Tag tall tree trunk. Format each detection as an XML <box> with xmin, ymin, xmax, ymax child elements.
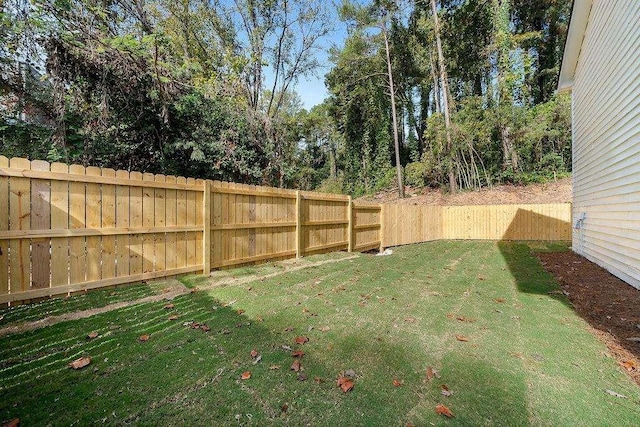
<box><xmin>430</xmin><ymin>51</ymin><xmax>441</xmax><ymax>114</ymax></box>
<box><xmin>431</xmin><ymin>0</ymin><xmax>456</xmax><ymax>193</ymax></box>
<box><xmin>382</xmin><ymin>19</ymin><xmax>405</xmax><ymax>199</ymax></box>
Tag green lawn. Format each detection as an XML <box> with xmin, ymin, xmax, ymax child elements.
<box><xmin>1</xmin><ymin>241</ymin><xmax>638</xmax><ymax>426</ymax></box>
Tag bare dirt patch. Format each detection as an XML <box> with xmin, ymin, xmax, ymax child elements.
<box><xmin>537</xmin><ymin>251</ymin><xmax>640</xmax><ymax>386</ymax></box>
<box><xmin>358</xmin><ymin>177</ymin><xmax>571</xmax><ymax>205</ymax></box>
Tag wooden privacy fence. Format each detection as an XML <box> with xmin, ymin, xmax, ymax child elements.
<box><xmin>0</xmin><ymin>157</ymin><xmax>571</xmax><ymax>304</ymax></box>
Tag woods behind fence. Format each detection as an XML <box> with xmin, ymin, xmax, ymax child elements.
<box><xmin>0</xmin><ymin>157</ymin><xmax>571</xmax><ymax>304</ymax></box>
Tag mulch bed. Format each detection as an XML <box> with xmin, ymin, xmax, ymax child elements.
<box><xmin>537</xmin><ymin>251</ymin><xmax>640</xmax><ymax>386</ymax></box>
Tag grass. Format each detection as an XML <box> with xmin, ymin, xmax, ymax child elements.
<box><xmin>1</xmin><ymin>241</ymin><xmax>639</xmax><ymax>426</ymax></box>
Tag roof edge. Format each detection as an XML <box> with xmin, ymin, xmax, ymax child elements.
<box><xmin>558</xmin><ymin>0</ymin><xmax>594</xmax><ymax>93</ymax></box>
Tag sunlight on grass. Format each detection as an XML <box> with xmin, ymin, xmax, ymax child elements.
<box><xmin>1</xmin><ymin>242</ymin><xmax>638</xmax><ymax>425</ymax></box>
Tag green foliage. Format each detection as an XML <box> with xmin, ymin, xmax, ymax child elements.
<box><xmin>404</xmin><ymin>161</ymin><xmax>428</xmax><ymax>188</ymax></box>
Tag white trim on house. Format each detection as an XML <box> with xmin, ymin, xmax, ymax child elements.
<box><xmin>558</xmin><ymin>0</ymin><xmax>594</xmax><ymax>92</ymax></box>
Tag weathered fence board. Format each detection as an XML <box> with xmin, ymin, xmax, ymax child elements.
<box><xmin>0</xmin><ymin>156</ymin><xmax>571</xmax><ymax>304</ymax></box>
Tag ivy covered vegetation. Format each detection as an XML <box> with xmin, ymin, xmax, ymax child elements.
<box><xmin>1</xmin><ymin>0</ymin><xmax>571</xmax><ymax>195</ymax></box>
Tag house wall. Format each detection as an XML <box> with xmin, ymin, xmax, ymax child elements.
<box><xmin>572</xmin><ymin>1</ymin><xmax>640</xmax><ymax>288</ymax></box>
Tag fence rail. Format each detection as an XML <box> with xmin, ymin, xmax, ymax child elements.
<box><xmin>0</xmin><ymin>156</ymin><xmax>571</xmax><ymax>304</ymax></box>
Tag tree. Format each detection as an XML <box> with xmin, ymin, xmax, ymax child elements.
<box><xmin>338</xmin><ymin>0</ymin><xmax>405</xmax><ymax>198</ymax></box>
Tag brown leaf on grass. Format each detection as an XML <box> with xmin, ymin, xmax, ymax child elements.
<box><xmin>250</xmin><ymin>349</ymin><xmax>259</xmax><ymax>358</ymax></box>
<box><xmin>284</xmin><ymin>326</ymin><xmax>294</xmax><ymax>332</ymax></box>
<box><xmin>455</xmin><ymin>335</ymin><xmax>469</xmax><ymax>342</ymax></box>
<box><xmin>201</xmin><ymin>324</ymin><xmax>211</xmax><ymax>332</ymax></box>
<box><xmin>291</xmin><ymin>350</ymin><xmax>305</xmax><ymax>358</ymax></box>
<box><xmin>2</xmin><ymin>418</ymin><xmax>20</xmax><ymax>427</ymax></box>
<box><xmin>168</xmin><ymin>314</ymin><xmax>179</xmax><ymax>321</ymax></box>
<box><xmin>190</xmin><ymin>287</ymin><xmax>199</xmax><ymax>293</ymax></box>
<box><xmin>337</xmin><ymin>376</ymin><xmax>354</xmax><ymax>393</ymax></box>
<box><xmin>314</xmin><ymin>377</ymin><xmax>324</xmax><ymax>384</ymax></box>
<box><xmin>138</xmin><ymin>334</ymin><xmax>150</xmax><ymax>342</ymax></box>
<box><xmin>240</xmin><ymin>371</ymin><xmax>251</xmax><ymax>380</ymax></box>
<box><xmin>87</xmin><ymin>331</ymin><xmax>99</xmax><ymax>340</ymax></box>
<box><xmin>508</xmin><ymin>352</ymin><xmax>524</xmax><ymax>359</ymax></box>
<box><xmin>191</xmin><ymin>323</ymin><xmax>201</xmax><ymax>329</ymax></box>
<box><xmin>621</xmin><ymin>360</ymin><xmax>637</xmax><ymax>372</ymax></box>
<box><xmin>291</xmin><ymin>359</ymin><xmax>301</xmax><ymax>372</ymax></box>
<box><xmin>269</xmin><ymin>365</ymin><xmax>281</xmax><ymax>370</ymax></box>
<box><xmin>297</xmin><ymin>373</ymin><xmax>308</xmax><ymax>381</ymax></box>
<box><xmin>456</xmin><ymin>315</ymin><xmax>475</xmax><ymax>322</ymax></box>
<box><xmin>302</xmin><ymin>307</ymin><xmax>309</xmax><ymax>313</ymax></box>
<box><xmin>404</xmin><ymin>317</ymin><xmax>417</xmax><ymax>324</ymax></box>
<box><xmin>441</xmin><ymin>384</ymin><xmax>453</xmax><ymax>397</ymax></box>
<box><xmin>392</xmin><ymin>378</ymin><xmax>403</xmax><ymax>387</ymax></box>
<box><xmin>257</xmin><ymin>316</ymin><xmax>264</xmax><ymax>322</ymax></box>
<box><xmin>280</xmin><ymin>404</ymin><xmax>288</xmax><ymax>413</ymax></box>
<box><xmin>319</xmin><ymin>326</ymin><xmax>331</xmax><ymax>332</ymax></box>
<box><xmin>69</xmin><ymin>357</ymin><xmax>91</xmax><ymax>370</ymax></box>
<box><xmin>163</xmin><ymin>303</ymin><xmax>175</xmax><ymax>310</ymax></box>
<box><xmin>237</xmin><ymin>309</ymin><xmax>245</xmax><ymax>315</ymax></box>
<box><xmin>426</xmin><ymin>367</ymin><xmax>435</xmax><ymax>381</ymax></box>
<box><xmin>435</xmin><ymin>403</ymin><xmax>454</xmax><ymax>418</ymax></box>
<box><xmin>446</xmin><ymin>313</ymin><xmax>455</xmax><ymax>319</ymax></box>
<box><xmin>294</xmin><ymin>336</ymin><xmax>309</xmax><ymax>345</ymax></box>
<box><xmin>495</xmin><ymin>298</ymin><xmax>505</xmax><ymax>303</ymax></box>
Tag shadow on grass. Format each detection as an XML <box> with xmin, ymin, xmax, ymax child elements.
<box><xmin>497</xmin><ymin>209</ymin><xmax>573</xmax><ymax>308</ymax></box>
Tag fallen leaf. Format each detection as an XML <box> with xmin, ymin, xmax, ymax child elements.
<box><xmin>495</xmin><ymin>298</ymin><xmax>505</xmax><ymax>303</ymax></box>
<box><xmin>201</xmin><ymin>324</ymin><xmax>211</xmax><ymax>332</ymax></box>
<box><xmin>163</xmin><ymin>303</ymin><xmax>175</xmax><ymax>309</ymax></box>
<box><xmin>1</xmin><ymin>418</ymin><xmax>19</xmax><ymax>427</ymax></box>
<box><xmin>294</xmin><ymin>336</ymin><xmax>309</xmax><ymax>345</ymax></box>
<box><xmin>319</xmin><ymin>326</ymin><xmax>331</xmax><ymax>332</ymax></box>
<box><xmin>190</xmin><ymin>287</ymin><xmax>199</xmax><ymax>293</ymax></box>
<box><xmin>240</xmin><ymin>371</ymin><xmax>251</xmax><ymax>380</ymax></box>
<box><xmin>302</xmin><ymin>307</ymin><xmax>309</xmax><ymax>313</ymax></box>
<box><xmin>87</xmin><ymin>331</ymin><xmax>99</xmax><ymax>340</ymax></box>
<box><xmin>455</xmin><ymin>335</ymin><xmax>469</xmax><ymax>342</ymax></box>
<box><xmin>250</xmin><ymin>349</ymin><xmax>259</xmax><ymax>358</ymax></box>
<box><xmin>191</xmin><ymin>323</ymin><xmax>201</xmax><ymax>329</ymax></box>
<box><xmin>343</xmin><ymin>369</ymin><xmax>356</xmax><ymax>378</ymax></box>
<box><xmin>446</xmin><ymin>313</ymin><xmax>455</xmax><ymax>319</ymax></box>
<box><xmin>237</xmin><ymin>309</ymin><xmax>245</xmax><ymax>315</ymax></box>
<box><xmin>269</xmin><ymin>365</ymin><xmax>281</xmax><ymax>370</ymax></box>
<box><xmin>138</xmin><ymin>334</ymin><xmax>150</xmax><ymax>342</ymax></box>
<box><xmin>337</xmin><ymin>376</ymin><xmax>354</xmax><ymax>393</ymax></box>
<box><xmin>69</xmin><ymin>357</ymin><xmax>91</xmax><ymax>370</ymax></box>
<box><xmin>605</xmin><ymin>389</ymin><xmax>627</xmax><ymax>398</ymax></box>
<box><xmin>284</xmin><ymin>327</ymin><xmax>294</xmax><ymax>332</ymax></box>
<box><xmin>291</xmin><ymin>359</ymin><xmax>301</xmax><ymax>372</ymax></box>
<box><xmin>257</xmin><ymin>316</ymin><xmax>263</xmax><ymax>322</ymax></box>
<box><xmin>314</xmin><ymin>377</ymin><xmax>324</xmax><ymax>384</ymax></box>
<box><xmin>441</xmin><ymin>384</ymin><xmax>453</xmax><ymax>397</ymax></box>
<box><xmin>297</xmin><ymin>373</ymin><xmax>308</xmax><ymax>381</ymax></box>
<box><xmin>426</xmin><ymin>366</ymin><xmax>435</xmax><ymax>381</ymax></box>
<box><xmin>621</xmin><ymin>360</ymin><xmax>637</xmax><ymax>372</ymax></box>
<box><xmin>252</xmin><ymin>355</ymin><xmax>262</xmax><ymax>364</ymax></box>
<box><xmin>509</xmin><ymin>352</ymin><xmax>524</xmax><ymax>359</ymax></box>
<box><xmin>392</xmin><ymin>378</ymin><xmax>402</xmax><ymax>387</ymax></box>
<box><xmin>280</xmin><ymin>404</ymin><xmax>288</xmax><ymax>413</ymax></box>
<box><xmin>168</xmin><ymin>314</ymin><xmax>179</xmax><ymax>321</ymax></box>
<box><xmin>291</xmin><ymin>350</ymin><xmax>305</xmax><ymax>358</ymax></box>
<box><xmin>404</xmin><ymin>317</ymin><xmax>417</xmax><ymax>323</ymax></box>
<box><xmin>435</xmin><ymin>403</ymin><xmax>454</xmax><ymax>418</ymax></box>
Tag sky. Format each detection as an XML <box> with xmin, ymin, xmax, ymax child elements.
<box><xmin>281</xmin><ymin>8</ymin><xmax>349</xmax><ymax>111</ymax></box>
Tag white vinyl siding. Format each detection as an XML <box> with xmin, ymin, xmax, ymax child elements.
<box><xmin>572</xmin><ymin>0</ymin><xmax>640</xmax><ymax>289</ymax></box>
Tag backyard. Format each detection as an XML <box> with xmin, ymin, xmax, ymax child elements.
<box><xmin>1</xmin><ymin>241</ymin><xmax>639</xmax><ymax>425</ymax></box>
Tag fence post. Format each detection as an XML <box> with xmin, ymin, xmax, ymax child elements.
<box><xmin>347</xmin><ymin>196</ymin><xmax>353</xmax><ymax>252</ymax></box>
<box><xmin>203</xmin><ymin>180</ymin><xmax>211</xmax><ymax>274</ymax></box>
<box><xmin>379</xmin><ymin>204</ymin><xmax>384</xmax><ymax>252</ymax></box>
<box><xmin>296</xmin><ymin>191</ymin><xmax>303</xmax><ymax>258</ymax></box>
